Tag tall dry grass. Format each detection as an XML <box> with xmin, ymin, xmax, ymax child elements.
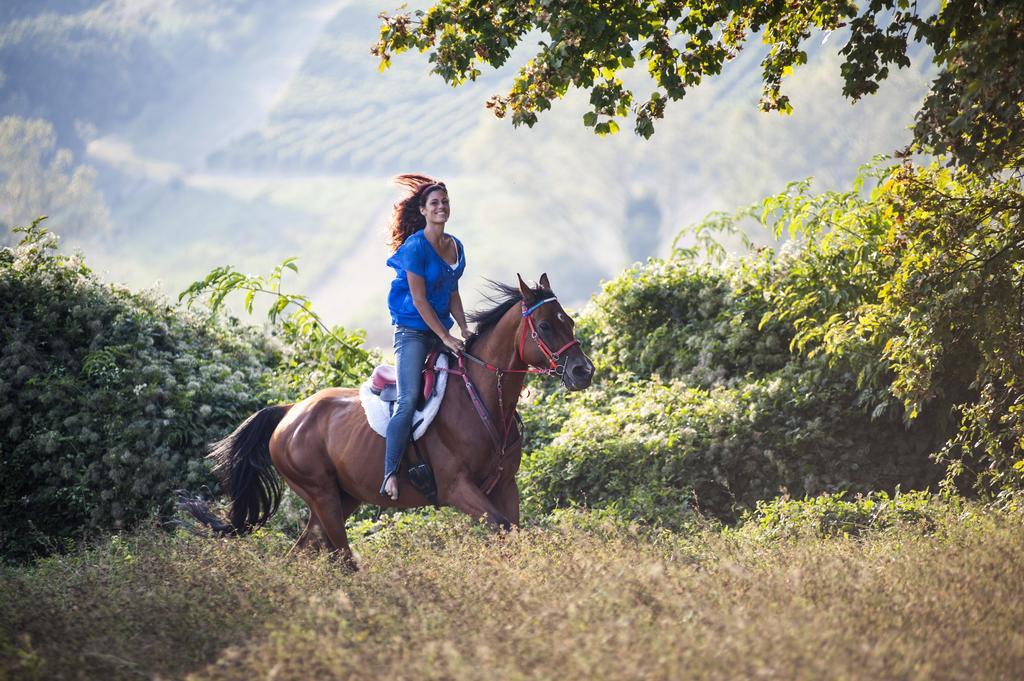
<box><xmin>2</xmin><ymin>506</ymin><xmax>1023</xmax><ymax>680</ymax></box>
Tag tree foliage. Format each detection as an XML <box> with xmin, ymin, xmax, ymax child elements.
<box><xmin>374</xmin><ymin>0</ymin><xmax>1024</xmax><ymax>169</ymax></box>
<box><xmin>751</xmin><ymin>161</ymin><xmax>1024</xmax><ymax>501</ymax></box>
<box><xmin>520</xmin><ymin>157</ymin><xmax>1023</xmax><ymax>523</ymax></box>
<box><xmin>0</xmin><ymin>117</ymin><xmax>109</xmax><ymax>242</ymax></box>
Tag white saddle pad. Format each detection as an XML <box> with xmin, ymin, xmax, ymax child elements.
<box><xmin>359</xmin><ymin>353</ymin><xmax>449</xmax><ymax>440</ymax></box>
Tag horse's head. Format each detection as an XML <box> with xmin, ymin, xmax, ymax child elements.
<box><xmin>517</xmin><ymin>273</ymin><xmax>595</xmax><ymax>391</ymax></box>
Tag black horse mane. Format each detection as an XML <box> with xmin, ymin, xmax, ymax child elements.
<box><xmin>465</xmin><ymin>279</ymin><xmax>548</xmax><ymax>352</ymax></box>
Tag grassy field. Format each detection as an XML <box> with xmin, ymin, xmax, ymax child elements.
<box><xmin>2</xmin><ymin>504</ymin><xmax>1023</xmax><ymax>680</ymax></box>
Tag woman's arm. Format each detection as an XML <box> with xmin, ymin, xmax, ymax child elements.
<box><xmin>408</xmin><ymin>271</ymin><xmax>464</xmax><ymax>352</ymax></box>
<box><xmin>449</xmin><ymin>290</ymin><xmax>471</xmax><ymax>339</ymax></box>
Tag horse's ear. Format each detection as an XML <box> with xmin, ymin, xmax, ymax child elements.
<box><xmin>539</xmin><ymin>273</ymin><xmax>551</xmax><ymax>290</ymax></box>
<box><xmin>517</xmin><ymin>273</ymin><xmax>534</xmax><ymax>302</ymax></box>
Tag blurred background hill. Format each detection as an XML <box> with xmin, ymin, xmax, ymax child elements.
<box><xmin>0</xmin><ymin>0</ymin><xmax>935</xmax><ymax>345</ymax></box>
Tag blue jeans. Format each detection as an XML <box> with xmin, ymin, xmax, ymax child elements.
<box><xmin>381</xmin><ymin>325</ymin><xmax>438</xmax><ymax>493</ymax></box>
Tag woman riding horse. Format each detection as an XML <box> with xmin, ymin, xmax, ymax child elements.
<box><xmin>381</xmin><ymin>174</ymin><xmax>471</xmax><ymax>501</ymax></box>
<box><xmin>184</xmin><ymin>180</ymin><xmax>595</xmax><ymax>568</ymax></box>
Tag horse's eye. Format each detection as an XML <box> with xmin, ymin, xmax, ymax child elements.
<box><xmin>539</xmin><ymin>320</ymin><xmax>552</xmax><ymax>333</ymax></box>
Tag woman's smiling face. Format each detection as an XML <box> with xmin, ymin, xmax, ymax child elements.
<box><xmin>420</xmin><ymin>188</ymin><xmax>450</xmax><ymax>226</ymax></box>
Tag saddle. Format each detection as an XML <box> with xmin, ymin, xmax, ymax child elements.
<box><xmin>359</xmin><ymin>351</ymin><xmax>448</xmax><ymax>441</ymax></box>
<box><xmin>369</xmin><ymin>348</ymin><xmax>442</xmax><ymax>412</ymax></box>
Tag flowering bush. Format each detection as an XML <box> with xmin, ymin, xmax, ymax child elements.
<box><xmin>0</xmin><ymin>221</ymin><xmax>282</xmax><ymax>560</ymax></box>
<box><xmin>577</xmin><ymin>258</ymin><xmax>793</xmax><ymax>388</ymax></box>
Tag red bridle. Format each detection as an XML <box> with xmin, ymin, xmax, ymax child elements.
<box><xmin>459</xmin><ymin>295</ymin><xmax>581</xmax><ymax>377</ymax></box>
<box><xmin>517</xmin><ymin>296</ymin><xmax>580</xmax><ymax>375</ymax></box>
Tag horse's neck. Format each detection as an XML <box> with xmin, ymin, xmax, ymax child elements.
<box><xmin>468</xmin><ymin>307</ymin><xmax>528</xmax><ymax>421</ymax></box>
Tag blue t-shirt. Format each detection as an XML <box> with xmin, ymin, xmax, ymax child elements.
<box><xmin>386</xmin><ymin>231</ymin><xmax>466</xmax><ymax>331</ymax></box>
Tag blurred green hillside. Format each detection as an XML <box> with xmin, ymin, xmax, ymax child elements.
<box><xmin>0</xmin><ymin>1</ymin><xmax>936</xmax><ymax>346</ymax></box>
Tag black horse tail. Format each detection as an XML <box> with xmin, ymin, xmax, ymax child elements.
<box><xmin>181</xmin><ymin>404</ymin><xmax>292</xmax><ymax>536</ymax></box>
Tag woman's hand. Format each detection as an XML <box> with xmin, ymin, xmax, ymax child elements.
<box><xmin>442</xmin><ymin>333</ymin><xmax>464</xmax><ymax>354</ymax></box>
<box><xmin>458</xmin><ymin>323</ymin><xmax>472</xmax><ymax>340</ymax></box>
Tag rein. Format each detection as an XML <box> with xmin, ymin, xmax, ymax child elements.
<box><xmin>445</xmin><ymin>296</ymin><xmax>579</xmax><ymax>493</ymax></box>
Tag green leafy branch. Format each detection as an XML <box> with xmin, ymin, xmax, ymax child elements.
<box><xmin>670</xmin><ymin>209</ymin><xmax>755</xmax><ymax>266</ymax></box>
<box><xmin>178</xmin><ymin>258</ymin><xmax>372</xmax><ymax>392</ymax></box>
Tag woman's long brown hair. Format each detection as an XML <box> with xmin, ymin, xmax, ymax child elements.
<box><xmin>388</xmin><ymin>173</ymin><xmax>447</xmax><ymax>252</ymax></box>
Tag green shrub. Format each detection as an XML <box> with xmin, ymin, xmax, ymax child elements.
<box><xmin>0</xmin><ymin>222</ymin><xmax>282</xmax><ymax>561</ymax></box>
<box><xmin>178</xmin><ymin>257</ymin><xmax>375</xmax><ymax>401</ymax></box>
<box><xmin>518</xmin><ymin>229</ymin><xmax>947</xmax><ymax>526</ymax></box>
<box><xmin>740</xmin><ymin>490</ymin><xmax>946</xmax><ymax>540</ymax></box>
<box><xmin>519</xmin><ymin>253</ymin><xmax>800</xmax><ymax>471</ymax></box>
<box><xmin>580</xmin><ymin>257</ymin><xmax>793</xmax><ymax>387</ymax></box>
<box><xmin>520</xmin><ymin>362</ymin><xmax>942</xmax><ymax>525</ymax></box>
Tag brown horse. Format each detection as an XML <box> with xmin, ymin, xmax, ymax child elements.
<box><xmin>185</xmin><ymin>274</ymin><xmax>594</xmax><ymax>566</ymax></box>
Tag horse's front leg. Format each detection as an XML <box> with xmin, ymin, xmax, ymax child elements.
<box><xmin>443</xmin><ymin>472</ymin><xmax>511</xmax><ymax>530</ymax></box>
<box><xmin>487</xmin><ymin>468</ymin><xmax>521</xmax><ymax>527</ymax></box>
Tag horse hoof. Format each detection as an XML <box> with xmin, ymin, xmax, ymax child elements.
<box><xmin>330</xmin><ymin>550</ymin><xmax>360</xmax><ymax>572</ymax></box>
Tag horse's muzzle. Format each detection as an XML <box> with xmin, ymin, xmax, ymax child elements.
<box><xmin>562</xmin><ymin>352</ymin><xmax>595</xmax><ymax>390</ymax></box>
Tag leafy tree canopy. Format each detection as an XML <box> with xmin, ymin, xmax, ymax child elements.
<box><xmin>375</xmin><ymin>0</ymin><xmax>1024</xmax><ymax>170</ymax></box>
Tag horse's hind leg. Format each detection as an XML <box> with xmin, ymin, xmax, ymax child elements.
<box><xmin>290</xmin><ymin>513</ymin><xmax>335</xmax><ymax>555</ymax></box>
<box><xmin>279</xmin><ymin>474</ymin><xmax>335</xmax><ymax>555</ymax></box>
<box><xmin>282</xmin><ymin>476</ymin><xmax>360</xmax><ymax>565</ymax></box>
<box><xmin>305</xmin><ymin>485</ymin><xmax>361</xmax><ymax>569</ymax></box>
